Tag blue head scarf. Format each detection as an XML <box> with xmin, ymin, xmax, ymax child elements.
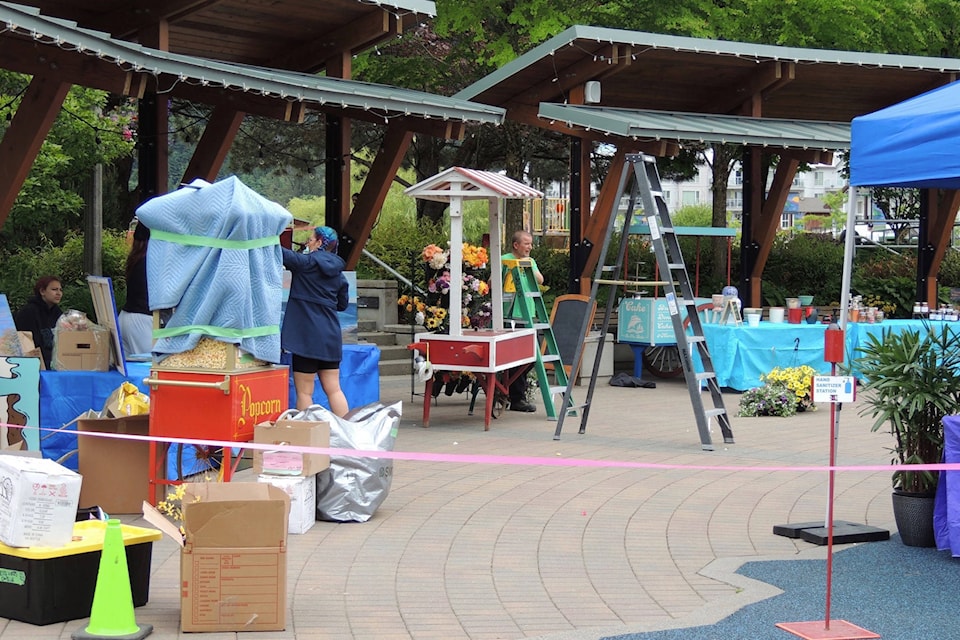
<box><xmin>314</xmin><ymin>226</ymin><xmax>339</xmax><ymax>252</ymax></box>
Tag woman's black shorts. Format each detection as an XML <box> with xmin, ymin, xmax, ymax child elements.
<box><xmin>291</xmin><ymin>354</ymin><xmax>339</xmax><ymax>373</ymax></box>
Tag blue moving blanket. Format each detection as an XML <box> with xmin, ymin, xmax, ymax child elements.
<box><xmin>136</xmin><ymin>177</ymin><xmax>293</xmax><ymax>363</ymax></box>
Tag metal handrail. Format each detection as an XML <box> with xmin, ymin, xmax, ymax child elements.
<box><xmin>361</xmin><ymin>248</ymin><xmax>425</xmax><ymax>295</ymax></box>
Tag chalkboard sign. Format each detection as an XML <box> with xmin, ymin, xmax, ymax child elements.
<box><xmin>549</xmin><ymin>294</ymin><xmax>596</xmax><ymax>375</ymax></box>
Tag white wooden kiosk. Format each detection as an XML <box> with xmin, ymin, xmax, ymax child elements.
<box><xmin>404</xmin><ymin>168</ymin><xmax>543</xmax><ymax>429</ymax></box>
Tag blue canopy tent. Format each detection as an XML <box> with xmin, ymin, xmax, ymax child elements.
<box><xmin>852</xmin><ymin>81</ymin><xmax>960</xmax><ymax>189</ymax></box>
<box><xmin>849</xmin><ymin>80</ymin><xmax>960</xmax><ymax>306</ymax></box>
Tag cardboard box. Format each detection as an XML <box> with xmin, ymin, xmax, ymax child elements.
<box><xmin>257</xmin><ymin>474</ymin><xmax>316</xmax><ymax>534</ymax></box>
<box><xmin>253</xmin><ymin>419</ymin><xmax>330</xmax><ymax>477</ymax></box>
<box><xmin>0</xmin><ymin>455</ymin><xmax>82</xmax><ymax>547</ymax></box>
<box><xmin>0</xmin><ymin>520</ymin><xmax>160</xmax><ymax>625</ymax></box>
<box><xmin>55</xmin><ymin>330</ymin><xmax>110</xmax><ymax>371</ymax></box>
<box><xmin>77</xmin><ymin>413</ymin><xmax>151</xmax><ymax>514</ymax></box>
<box><xmin>145</xmin><ymin>482</ymin><xmax>290</xmax><ymax>632</ymax></box>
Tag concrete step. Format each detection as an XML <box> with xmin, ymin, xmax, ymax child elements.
<box><xmin>378</xmin><ymin>344</ymin><xmax>411</xmax><ymax>362</ymax></box>
<box><xmin>379</xmin><ymin>357</ymin><xmax>412</xmax><ymax>377</ymax></box>
<box><xmin>358</xmin><ymin>331</ymin><xmax>399</xmax><ymax>347</ymax></box>
<box><xmin>382</xmin><ymin>323</ymin><xmax>419</xmax><ymax>346</ymax></box>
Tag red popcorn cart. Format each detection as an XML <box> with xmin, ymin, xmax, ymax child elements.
<box><xmin>145</xmin><ymin>357</ymin><xmax>289</xmax><ymax>504</ymax></box>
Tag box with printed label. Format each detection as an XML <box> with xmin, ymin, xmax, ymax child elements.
<box><xmin>253</xmin><ymin>419</ymin><xmax>330</xmax><ymax>476</ymax></box>
<box><xmin>142</xmin><ymin>482</ymin><xmax>291</xmax><ymax>632</ymax></box>
<box><xmin>257</xmin><ymin>474</ymin><xmax>317</xmax><ymax>534</ymax></box>
<box><xmin>0</xmin><ymin>454</ymin><xmax>82</xmax><ymax>548</ymax></box>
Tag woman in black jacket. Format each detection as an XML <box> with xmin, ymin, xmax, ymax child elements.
<box><xmin>14</xmin><ymin>276</ymin><xmax>63</xmax><ymax>368</ymax></box>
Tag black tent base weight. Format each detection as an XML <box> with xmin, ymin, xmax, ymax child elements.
<box><xmin>773</xmin><ymin>521</ymin><xmax>890</xmax><ymax>545</ymax></box>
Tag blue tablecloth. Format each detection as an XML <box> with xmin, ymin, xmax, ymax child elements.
<box><xmin>700</xmin><ymin>322</ymin><xmax>857</xmax><ymax>391</ymax></box>
<box><xmin>39</xmin><ymin>344</ymin><xmax>380</xmax><ymax>470</ymax></box>
<box><xmin>699</xmin><ymin>319</ymin><xmax>948</xmax><ymax>391</ymax></box>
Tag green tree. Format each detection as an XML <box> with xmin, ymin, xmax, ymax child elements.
<box><xmin>0</xmin><ymin>71</ymin><xmax>136</xmax><ymax>250</ymax></box>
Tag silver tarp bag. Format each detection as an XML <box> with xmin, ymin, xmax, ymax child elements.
<box><xmin>294</xmin><ymin>401</ymin><xmax>401</xmax><ymax>523</ymax></box>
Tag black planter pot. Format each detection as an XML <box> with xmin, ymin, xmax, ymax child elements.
<box><xmin>891</xmin><ymin>490</ymin><xmax>937</xmax><ymax>547</ymax></box>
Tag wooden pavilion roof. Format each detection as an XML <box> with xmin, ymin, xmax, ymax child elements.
<box><xmin>8</xmin><ymin>0</ymin><xmax>436</xmax><ymax>72</ymax></box>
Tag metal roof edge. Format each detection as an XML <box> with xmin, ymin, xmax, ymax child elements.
<box><xmin>538</xmin><ymin>104</ymin><xmax>850</xmax><ymax>149</ymax></box>
<box><xmin>454</xmin><ymin>25</ymin><xmax>585</xmax><ymax>100</ymax></box>
<box><xmin>0</xmin><ymin>1</ymin><xmax>502</xmax><ymax>124</ymax></box>
<box><xmin>457</xmin><ymin>23</ymin><xmax>960</xmax><ymax>102</ymax></box>
<box><xmin>381</xmin><ymin>0</ymin><xmax>437</xmax><ymax>18</ymax></box>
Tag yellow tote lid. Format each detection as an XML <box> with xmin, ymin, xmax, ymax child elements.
<box><xmin>0</xmin><ymin>520</ymin><xmax>162</xmax><ymax>559</ymax></box>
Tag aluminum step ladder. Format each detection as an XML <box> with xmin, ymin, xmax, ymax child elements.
<box><xmin>553</xmin><ymin>153</ymin><xmax>734</xmax><ymax>450</ymax></box>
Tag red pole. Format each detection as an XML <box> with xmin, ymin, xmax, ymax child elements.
<box><xmin>824</xmin><ymin>361</ymin><xmax>838</xmax><ymax>630</ymax></box>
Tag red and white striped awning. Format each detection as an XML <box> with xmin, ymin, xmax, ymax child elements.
<box><xmin>405</xmin><ymin>167</ymin><xmax>543</xmax><ymax>202</ymax></box>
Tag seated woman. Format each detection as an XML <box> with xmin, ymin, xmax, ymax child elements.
<box><xmin>14</xmin><ymin>275</ymin><xmax>63</xmax><ymax>369</ymax></box>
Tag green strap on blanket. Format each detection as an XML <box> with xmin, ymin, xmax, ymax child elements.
<box><xmin>150</xmin><ymin>229</ymin><xmax>280</xmax><ymax>250</ymax></box>
<box><xmin>153</xmin><ymin>324</ymin><xmax>280</xmax><ymax>339</ymax></box>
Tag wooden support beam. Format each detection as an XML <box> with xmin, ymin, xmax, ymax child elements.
<box><xmin>138</xmin><ymin>22</ymin><xmax>170</xmax><ymax>199</ymax></box>
<box><xmin>83</xmin><ymin>1</ymin><xmax>217</xmax><ymax>39</ymax></box>
<box><xmin>0</xmin><ymin>75</ymin><xmax>71</xmax><ymax>229</ymax></box>
<box><xmin>182</xmin><ymin>108</ymin><xmax>245</xmax><ymax>183</ymax></box>
<box><xmin>268</xmin><ymin>11</ymin><xmax>398</xmax><ymax>72</ymax></box>
<box><xmin>522</xmin><ymin>44</ymin><xmax>632</xmax><ymax>105</ymax></box>
<box><xmin>1</xmin><ymin>38</ymin><xmax>147</xmax><ymax>97</ymax></box>
<box><xmin>749</xmin><ymin>156</ymin><xmax>799</xmax><ymax>302</ymax></box>
<box><xmin>923</xmin><ymin>188</ymin><xmax>960</xmax><ymax>303</ymax></box>
<box><xmin>325</xmin><ymin>53</ymin><xmax>352</xmax><ymax>231</ymax></box>
<box><xmin>703</xmin><ymin>61</ymin><xmax>794</xmax><ymax>115</ymax></box>
<box><xmin>341</xmin><ymin>124</ymin><xmax>413</xmax><ymax>269</ymax></box>
<box><xmin>778</xmin><ymin>149</ymin><xmax>835</xmax><ymax>165</ymax></box>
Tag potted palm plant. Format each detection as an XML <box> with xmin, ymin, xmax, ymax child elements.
<box><xmin>855</xmin><ymin>322</ymin><xmax>960</xmax><ymax>546</ymax></box>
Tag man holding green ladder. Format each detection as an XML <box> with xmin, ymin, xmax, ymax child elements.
<box><xmin>501</xmin><ymin>230</ymin><xmax>542</xmax><ymax>412</ymax></box>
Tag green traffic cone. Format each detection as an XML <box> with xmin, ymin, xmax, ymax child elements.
<box><xmin>72</xmin><ymin>519</ymin><xmax>153</xmax><ymax>640</ymax></box>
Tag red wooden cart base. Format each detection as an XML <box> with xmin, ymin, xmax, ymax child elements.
<box><xmin>422</xmin><ymin>367</ymin><xmax>526</xmax><ymax>430</ymax></box>
<box><xmin>148</xmin><ymin>440</ymin><xmax>250</xmax><ymax>505</ymax></box>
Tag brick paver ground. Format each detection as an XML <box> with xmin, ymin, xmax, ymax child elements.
<box><xmin>1</xmin><ymin>373</ymin><xmax>896</xmax><ymax>640</ymax></box>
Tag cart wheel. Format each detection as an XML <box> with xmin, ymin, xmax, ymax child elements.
<box><xmin>644</xmin><ymin>303</ymin><xmax>716</xmax><ymax>379</ymax></box>
<box><xmin>643</xmin><ymin>346</ymin><xmax>684</xmax><ymax>378</ymax></box>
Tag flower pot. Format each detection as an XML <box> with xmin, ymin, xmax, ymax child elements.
<box><xmin>891</xmin><ymin>490</ymin><xmax>936</xmax><ymax>547</ymax></box>
<box><xmin>768</xmin><ymin>307</ymin><xmax>785</xmax><ymax>323</ymax></box>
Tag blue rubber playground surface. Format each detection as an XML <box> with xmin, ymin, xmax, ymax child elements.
<box><xmin>605</xmin><ymin>535</ymin><xmax>960</xmax><ymax>640</ymax></box>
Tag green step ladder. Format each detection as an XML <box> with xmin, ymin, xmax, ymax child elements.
<box><xmin>503</xmin><ymin>258</ymin><xmax>578</xmax><ymax>420</ymax></box>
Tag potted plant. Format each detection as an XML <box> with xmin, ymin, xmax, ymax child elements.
<box><xmin>854</xmin><ymin>323</ymin><xmax>960</xmax><ymax>546</ymax></box>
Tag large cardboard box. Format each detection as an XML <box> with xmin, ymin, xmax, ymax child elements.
<box><xmin>257</xmin><ymin>474</ymin><xmax>316</xmax><ymax>534</ymax></box>
<box><xmin>0</xmin><ymin>455</ymin><xmax>82</xmax><ymax>547</ymax></box>
<box><xmin>0</xmin><ymin>520</ymin><xmax>160</xmax><ymax>625</ymax></box>
<box><xmin>77</xmin><ymin>413</ymin><xmax>151</xmax><ymax>514</ymax></box>
<box><xmin>55</xmin><ymin>330</ymin><xmax>110</xmax><ymax>371</ymax></box>
<box><xmin>253</xmin><ymin>419</ymin><xmax>330</xmax><ymax>477</ymax></box>
<box><xmin>145</xmin><ymin>482</ymin><xmax>290</xmax><ymax>632</ymax></box>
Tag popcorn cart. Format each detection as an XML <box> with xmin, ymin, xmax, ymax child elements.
<box><xmin>145</xmin><ymin>340</ymin><xmax>288</xmax><ymax>504</ymax></box>
<box><xmin>134</xmin><ymin>177</ymin><xmax>293</xmax><ymax>501</ymax></box>
<box><xmin>404</xmin><ymin>168</ymin><xmax>543</xmax><ymax>429</ymax></box>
